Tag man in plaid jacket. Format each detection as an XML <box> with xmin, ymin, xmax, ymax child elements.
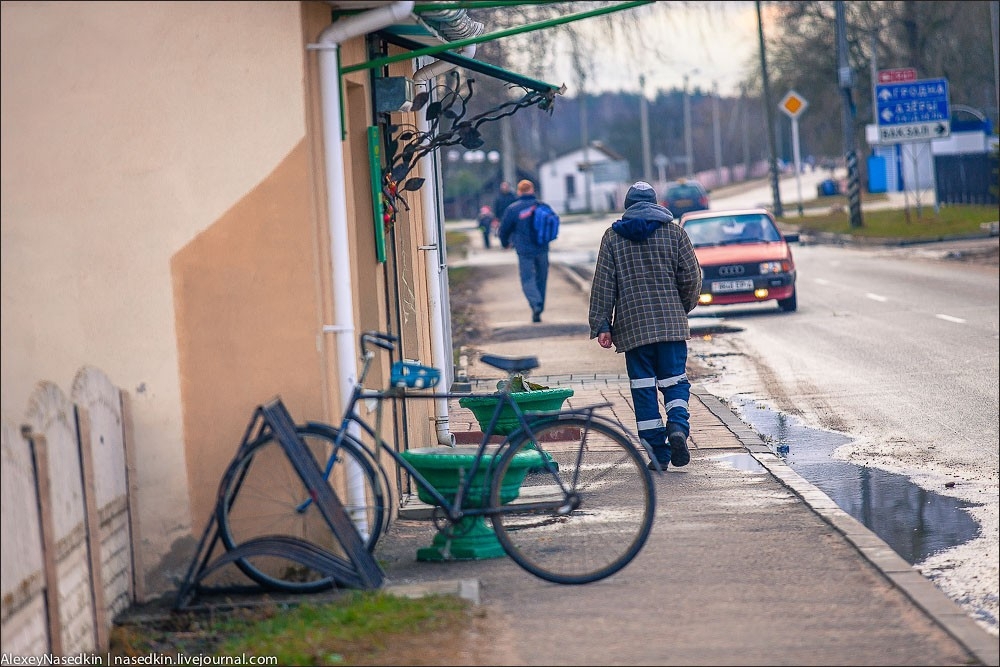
<box><xmin>588</xmin><ymin>181</ymin><xmax>702</xmax><ymax>470</ymax></box>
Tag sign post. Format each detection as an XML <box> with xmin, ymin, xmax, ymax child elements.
<box><xmin>778</xmin><ymin>90</ymin><xmax>808</xmax><ymax>216</ymax></box>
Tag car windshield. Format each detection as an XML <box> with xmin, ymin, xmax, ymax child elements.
<box><xmin>683</xmin><ymin>214</ymin><xmax>782</xmax><ymax>247</ymax></box>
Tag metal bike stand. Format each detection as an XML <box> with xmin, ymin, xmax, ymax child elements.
<box><xmin>174</xmin><ymin>397</ymin><xmax>384</xmax><ymax>610</ymax></box>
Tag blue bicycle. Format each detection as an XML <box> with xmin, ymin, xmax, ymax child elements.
<box><xmin>215</xmin><ymin>331</ymin><xmax>656</xmax><ymax>591</ymax></box>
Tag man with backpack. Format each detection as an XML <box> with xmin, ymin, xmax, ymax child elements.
<box><xmin>498</xmin><ymin>179</ymin><xmax>558</xmax><ymax>323</ymax></box>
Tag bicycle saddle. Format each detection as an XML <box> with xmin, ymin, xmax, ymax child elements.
<box><xmin>479</xmin><ymin>354</ymin><xmax>539</xmax><ymax>373</ymax></box>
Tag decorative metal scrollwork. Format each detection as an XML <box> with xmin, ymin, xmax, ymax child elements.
<box><xmin>379</xmin><ymin>76</ymin><xmax>557</xmax><ymax>226</ymax></box>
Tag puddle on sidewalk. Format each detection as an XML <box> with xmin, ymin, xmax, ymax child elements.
<box><xmin>725</xmin><ymin>395</ymin><xmax>980</xmax><ymax>565</ymax></box>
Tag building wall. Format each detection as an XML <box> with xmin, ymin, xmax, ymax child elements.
<box><xmin>2</xmin><ymin>0</ymin><xmax>443</xmax><ymax>597</ymax></box>
<box><xmin>538</xmin><ymin>147</ymin><xmax>624</xmax><ymax>215</ymax></box>
<box><xmin>2</xmin><ymin>1</ymin><xmax>319</xmax><ymax>595</ymax></box>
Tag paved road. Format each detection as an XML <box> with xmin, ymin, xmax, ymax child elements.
<box><xmin>372</xmin><ymin>234</ymin><xmax>999</xmax><ymax>666</ymax></box>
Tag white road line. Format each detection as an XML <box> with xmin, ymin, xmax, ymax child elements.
<box><xmin>866</xmin><ymin>293</ymin><xmax>888</xmax><ymax>302</ymax></box>
<box><xmin>935</xmin><ymin>314</ymin><xmax>966</xmax><ymax>324</ymax></box>
<box><xmin>813</xmin><ymin>278</ymin><xmax>832</xmax><ymax>285</ymax></box>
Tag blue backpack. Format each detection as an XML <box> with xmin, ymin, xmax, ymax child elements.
<box><xmin>519</xmin><ymin>202</ymin><xmax>560</xmax><ymax>245</ymax></box>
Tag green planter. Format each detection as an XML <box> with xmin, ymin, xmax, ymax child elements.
<box><xmin>459</xmin><ymin>387</ymin><xmax>574</xmax><ymax>436</ymax></box>
<box><xmin>400</xmin><ymin>446</ymin><xmax>543</xmax><ymax>561</ymax></box>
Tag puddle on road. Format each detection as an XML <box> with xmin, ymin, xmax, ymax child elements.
<box><xmin>725</xmin><ymin>395</ymin><xmax>980</xmax><ymax>565</ymax></box>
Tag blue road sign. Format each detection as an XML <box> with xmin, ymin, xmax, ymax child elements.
<box><xmin>875</xmin><ymin>77</ymin><xmax>950</xmax><ymax>144</ymax></box>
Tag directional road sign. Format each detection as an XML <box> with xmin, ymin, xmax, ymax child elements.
<box><xmin>875</xmin><ymin>77</ymin><xmax>950</xmax><ymax>144</ymax></box>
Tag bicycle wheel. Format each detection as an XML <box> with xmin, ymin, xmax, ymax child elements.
<box><xmin>216</xmin><ymin>423</ymin><xmax>386</xmax><ymax>593</ymax></box>
<box><xmin>489</xmin><ymin>416</ymin><xmax>655</xmax><ymax>585</ymax></box>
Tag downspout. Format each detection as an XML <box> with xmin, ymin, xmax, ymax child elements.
<box><xmin>314</xmin><ymin>0</ymin><xmax>414</xmax><ymax>535</ymax></box>
<box><xmin>411</xmin><ymin>43</ymin><xmax>477</xmax><ymax>446</ymax></box>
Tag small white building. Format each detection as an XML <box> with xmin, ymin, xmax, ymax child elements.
<box><xmin>538</xmin><ymin>141</ymin><xmax>631</xmax><ymax>215</ymax></box>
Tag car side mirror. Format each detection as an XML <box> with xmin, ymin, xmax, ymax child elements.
<box><xmin>783</xmin><ymin>233</ymin><xmax>800</xmax><ymax>244</ymax></box>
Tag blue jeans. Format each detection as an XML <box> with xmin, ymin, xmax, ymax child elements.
<box><xmin>517</xmin><ymin>252</ymin><xmax>548</xmax><ymax>313</ymax></box>
<box><xmin>625</xmin><ymin>341</ymin><xmax>691</xmax><ymax>460</ymax></box>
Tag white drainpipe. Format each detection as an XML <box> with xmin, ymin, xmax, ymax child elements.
<box><xmin>412</xmin><ymin>44</ymin><xmax>476</xmax><ymax>447</ymax></box>
<box><xmin>314</xmin><ymin>0</ymin><xmax>414</xmax><ymax>536</ymax></box>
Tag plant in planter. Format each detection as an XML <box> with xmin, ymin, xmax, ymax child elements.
<box><xmin>459</xmin><ymin>375</ymin><xmax>574</xmax><ymax>436</ymax></box>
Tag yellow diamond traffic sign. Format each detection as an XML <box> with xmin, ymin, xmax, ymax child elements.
<box><xmin>779</xmin><ymin>90</ymin><xmax>808</xmax><ymax>118</ymax></box>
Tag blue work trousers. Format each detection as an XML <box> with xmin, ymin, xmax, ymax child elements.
<box><xmin>516</xmin><ymin>251</ymin><xmax>548</xmax><ymax>313</ymax></box>
<box><xmin>624</xmin><ymin>341</ymin><xmax>691</xmax><ymax>457</ymax></box>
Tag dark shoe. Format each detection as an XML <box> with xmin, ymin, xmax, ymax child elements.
<box><xmin>647</xmin><ymin>458</ymin><xmax>669</xmax><ymax>471</ymax></box>
<box><xmin>531</xmin><ymin>309</ymin><xmax>542</xmax><ymax>323</ymax></box>
<box><xmin>668</xmin><ymin>429</ymin><xmax>690</xmax><ymax>467</ymax></box>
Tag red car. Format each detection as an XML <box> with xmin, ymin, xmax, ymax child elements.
<box><xmin>679</xmin><ymin>208</ymin><xmax>799</xmax><ymax>312</ymax></box>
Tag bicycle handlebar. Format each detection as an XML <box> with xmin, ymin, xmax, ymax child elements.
<box><xmin>360</xmin><ymin>331</ymin><xmax>397</xmax><ymax>354</ymax></box>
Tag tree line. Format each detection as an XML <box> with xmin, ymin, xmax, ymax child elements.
<box><xmin>439</xmin><ymin>1</ymin><xmax>996</xmax><ymax>215</ymax></box>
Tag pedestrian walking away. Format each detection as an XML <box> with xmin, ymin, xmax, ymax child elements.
<box><xmin>499</xmin><ymin>179</ymin><xmax>550</xmax><ymax>323</ymax></box>
<box><xmin>476</xmin><ymin>205</ymin><xmax>494</xmax><ymax>249</ymax></box>
<box><xmin>588</xmin><ymin>181</ymin><xmax>703</xmax><ymax>470</ymax></box>
<box><xmin>492</xmin><ymin>180</ymin><xmax>517</xmax><ymax>224</ymax></box>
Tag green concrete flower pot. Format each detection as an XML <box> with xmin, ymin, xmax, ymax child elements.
<box><xmin>400</xmin><ymin>446</ymin><xmax>544</xmax><ymax>561</ymax></box>
<box><xmin>459</xmin><ymin>387</ymin><xmax>574</xmax><ymax>436</ymax></box>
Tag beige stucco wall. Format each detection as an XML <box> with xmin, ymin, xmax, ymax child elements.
<box><xmin>1</xmin><ymin>0</ymin><xmax>310</xmax><ymax>594</ymax></box>
<box><xmin>2</xmin><ymin>0</ymin><xmax>444</xmax><ymax>600</ymax></box>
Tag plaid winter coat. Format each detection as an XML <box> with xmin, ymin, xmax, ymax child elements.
<box><xmin>588</xmin><ymin>201</ymin><xmax>702</xmax><ymax>353</ymax></box>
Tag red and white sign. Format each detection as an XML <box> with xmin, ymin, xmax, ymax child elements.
<box><xmin>878</xmin><ymin>68</ymin><xmax>917</xmax><ymax>84</ymax></box>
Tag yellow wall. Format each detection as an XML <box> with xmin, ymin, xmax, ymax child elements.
<box><xmin>171</xmin><ymin>140</ymin><xmax>325</xmax><ymax>532</ymax></box>
<box><xmin>2</xmin><ymin>0</ymin><xmax>442</xmax><ymax>597</ymax></box>
<box><xmin>1</xmin><ymin>1</ymin><xmax>312</xmax><ymax>594</ymax></box>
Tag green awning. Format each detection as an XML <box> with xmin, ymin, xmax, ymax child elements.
<box><xmin>377</xmin><ymin>31</ymin><xmax>564</xmax><ymax>96</ymax></box>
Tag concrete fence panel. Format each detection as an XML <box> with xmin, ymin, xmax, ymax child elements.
<box><xmin>3</xmin><ymin>370</ymin><xmax>137</xmax><ymax>657</ymax></box>
<box><xmin>24</xmin><ymin>381</ymin><xmax>96</xmax><ymax>654</ymax></box>
<box><xmin>71</xmin><ymin>367</ymin><xmax>134</xmax><ymax>635</ymax></box>
<box><xmin>1</xmin><ymin>420</ymin><xmax>48</xmax><ymax>655</ymax></box>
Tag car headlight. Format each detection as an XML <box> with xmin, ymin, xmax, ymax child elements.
<box><xmin>759</xmin><ymin>261</ymin><xmax>789</xmax><ymax>274</ymax></box>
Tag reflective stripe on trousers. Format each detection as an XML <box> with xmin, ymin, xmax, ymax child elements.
<box><xmin>625</xmin><ymin>340</ymin><xmax>691</xmax><ymax>450</ymax></box>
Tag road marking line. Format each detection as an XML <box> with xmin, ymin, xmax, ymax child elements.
<box><xmin>866</xmin><ymin>293</ymin><xmax>888</xmax><ymax>302</ymax></box>
<box><xmin>935</xmin><ymin>314</ymin><xmax>966</xmax><ymax>324</ymax></box>
<box><xmin>814</xmin><ymin>278</ymin><xmax>832</xmax><ymax>285</ymax></box>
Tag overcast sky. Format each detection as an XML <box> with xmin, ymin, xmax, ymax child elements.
<box><xmin>542</xmin><ymin>1</ymin><xmax>763</xmax><ymax>99</ymax></box>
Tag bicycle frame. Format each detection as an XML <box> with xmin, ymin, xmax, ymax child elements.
<box><xmin>316</xmin><ymin>335</ymin><xmax>624</xmax><ymax>527</ymax></box>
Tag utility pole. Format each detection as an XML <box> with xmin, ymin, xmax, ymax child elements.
<box><xmin>640</xmin><ymin>74</ymin><xmax>653</xmax><ymax>182</ymax></box>
<box><xmin>836</xmin><ymin>0</ymin><xmax>863</xmax><ymax>228</ymax></box>
<box><xmin>501</xmin><ymin>115</ymin><xmax>516</xmax><ymax>185</ymax></box>
<box><xmin>580</xmin><ymin>92</ymin><xmax>592</xmax><ymax>212</ymax></box>
<box><xmin>683</xmin><ymin>72</ymin><xmax>694</xmax><ymax>178</ymax></box>
<box><xmin>992</xmin><ymin>1</ymin><xmax>999</xmax><ymax>121</ymax></box>
<box><xmin>756</xmin><ymin>0</ymin><xmax>783</xmax><ymax>216</ymax></box>
<box><xmin>712</xmin><ymin>80</ymin><xmax>723</xmax><ymax>185</ymax></box>
<box><xmin>741</xmin><ymin>85</ymin><xmax>751</xmax><ymax>178</ymax></box>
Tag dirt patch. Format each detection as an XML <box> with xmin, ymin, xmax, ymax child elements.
<box><xmin>448</xmin><ymin>265</ymin><xmax>490</xmax><ymax>352</ymax></box>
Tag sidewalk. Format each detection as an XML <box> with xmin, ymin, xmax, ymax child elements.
<box><xmin>372</xmin><ymin>240</ymin><xmax>999</xmax><ymax>666</ymax></box>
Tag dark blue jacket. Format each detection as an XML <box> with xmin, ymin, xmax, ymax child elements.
<box><xmin>493</xmin><ymin>191</ymin><xmax>517</xmax><ymax>221</ymax></box>
<box><xmin>499</xmin><ymin>194</ymin><xmax>547</xmax><ymax>255</ymax></box>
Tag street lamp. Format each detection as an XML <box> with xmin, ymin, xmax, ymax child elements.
<box><xmin>683</xmin><ymin>69</ymin><xmax>700</xmax><ymax>178</ymax></box>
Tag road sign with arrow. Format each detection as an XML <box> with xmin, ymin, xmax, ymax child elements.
<box><xmin>875</xmin><ymin>77</ymin><xmax>950</xmax><ymax>144</ymax></box>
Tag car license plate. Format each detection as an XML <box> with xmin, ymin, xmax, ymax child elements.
<box><xmin>713</xmin><ymin>279</ymin><xmax>754</xmax><ymax>293</ymax></box>
<box><xmin>675</xmin><ymin>198</ymin><xmax>693</xmax><ymax>207</ymax></box>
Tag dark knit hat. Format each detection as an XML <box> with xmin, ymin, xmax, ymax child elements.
<box><xmin>624</xmin><ymin>181</ymin><xmax>657</xmax><ymax>208</ymax></box>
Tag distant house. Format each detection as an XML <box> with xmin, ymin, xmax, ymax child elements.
<box><xmin>538</xmin><ymin>141</ymin><xmax>631</xmax><ymax>215</ymax></box>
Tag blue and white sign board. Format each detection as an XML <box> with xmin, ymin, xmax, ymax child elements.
<box><xmin>875</xmin><ymin>77</ymin><xmax>950</xmax><ymax>144</ymax></box>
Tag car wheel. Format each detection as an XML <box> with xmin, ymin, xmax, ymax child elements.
<box><xmin>778</xmin><ymin>290</ymin><xmax>797</xmax><ymax>312</ymax></box>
